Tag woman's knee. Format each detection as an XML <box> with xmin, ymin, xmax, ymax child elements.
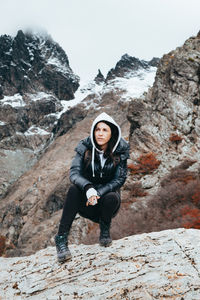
<box><xmin>65</xmin><ymin>184</ymin><xmax>83</xmax><ymax>203</ymax></box>
<box><xmin>101</xmin><ymin>192</ymin><xmax>120</xmax><ymax>208</ymax></box>
<box><xmin>68</xmin><ymin>184</ymin><xmax>80</xmax><ymax>195</ymax></box>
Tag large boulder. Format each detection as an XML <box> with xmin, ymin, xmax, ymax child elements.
<box><xmin>0</xmin><ymin>229</ymin><xmax>200</xmax><ymax>299</ymax></box>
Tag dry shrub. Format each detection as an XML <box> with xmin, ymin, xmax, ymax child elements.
<box><xmin>169</xmin><ymin>133</ymin><xmax>183</xmax><ymax>150</ymax></box>
<box><xmin>115</xmin><ymin>162</ymin><xmax>200</xmax><ymax>237</ymax></box>
<box><xmin>169</xmin><ymin>133</ymin><xmax>183</xmax><ymax>143</ymax></box>
<box><xmin>0</xmin><ymin>235</ymin><xmax>15</xmax><ymax>257</ymax></box>
<box><xmin>181</xmin><ymin>206</ymin><xmax>200</xmax><ymax>229</ymax></box>
<box><xmin>128</xmin><ymin>152</ymin><xmax>161</xmax><ymax>175</ymax></box>
<box><xmin>128</xmin><ymin>182</ymin><xmax>148</xmax><ymax>197</ymax></box>
<box><xmin>81</xmin><ymin>160</ymin><xmax>200</xmax><ymax>243</ymax></box>
<box><xmin>0</xmin><ymin>235</ymin><xmax>6</xmax><ymax>256</ymax></box>
<box><xmin>146</xmin><ymin>166</ymin><xmax>200</xmax><ymax>231</ymax></box>
<box><xmin>161</xmin><ymin>169</ymin><xmax>196</xmax><ymax>187</ymax></box>
<box><xmin>161</xmin><ymin>159</ymin><xmax>196</xmax><ymax>187</ymax></box>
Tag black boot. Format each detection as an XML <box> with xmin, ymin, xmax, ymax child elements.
<box><xmin>54</xmin><ymin>232</ymin><xmax>72</xmax><ymax>263</ymax></box>
<box><xmin>99</xmin><ymin>220</ymin><xmax>112</xmax><ymax>247</ymax></box>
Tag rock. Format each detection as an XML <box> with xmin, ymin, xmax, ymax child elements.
<box><xmin>106</xmin><ymin>54</ymin><xmax>159</xmax><ymax>80</ymax></box>
<box><xmin>148</xmin><ymin>57</ymin><xmax>160</xmax><ymax>67</ymax></box>
<box><xmin>0</xmin><ymin>228</ymin><xmax>200</xmax><ymax>299</ymax></box>
<box><xmin>0</xmin><ymin>30</ymin><xmax>79</xmax><ymax>99</ymax></box>
<box><xmin>0</xmin><ymin>30</ymin><xmax>80</xmax><ymax>197</ymax></box>
<box><xmin>94</xmin><ymin>69</ymin><xmax>105</xmax><ymax>84</ymax></box>
<box><xmin>128</xmin><ymin>31</ymin><xmax>200</xmax><ymax>171</ymax></box>
<box><xmin>53</xmin><ymin>104</ymin><xmax>87</xmax><ymax>137</ymax></box>
<box><xmin>125</xmin><ymin>31</ymin><xmax>200</xmax><ymax>233</ymax></box>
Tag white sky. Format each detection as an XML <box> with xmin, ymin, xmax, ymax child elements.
<box><xmin>0</xmin><ymin>0</ymin><xmax>199</xmax><ymax>80</ymax></box>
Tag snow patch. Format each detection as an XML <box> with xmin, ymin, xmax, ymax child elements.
<box><xmin>29</xmin><ymin>92</ymin><xmax>53</xmax><ymax>102</ymax></box>
<box><xmin>48</xmin><ymin>79</ymin><xmax>96</xmax><ymax>119</ymax></box>
<box><xmin>1</xmin><ymin>94</ymin><xmax>26</xmax><ymax>107</ymax></box>
<box><xmin>47</xmin><ymin>56</ymin><xmax>71</xmax><ymax>74</ymax></box>
<box><xmin>105</xmin><ymin>67</ymin><xmax>157</xmax><ymax>100</ymax></box>
<box><xmin>0</xmin><ymin>121</ymin><xmax>6</xmax><ymax>126</ymax></box>
<box><xmin>52</xmin><ymin>67</ymin><xmax>156</xmax><ymax>117</ymax></box>
<box><xmin>24</xmin><ymin>126</ymin><xmax>50</xmax><ymax>136</ymax></box>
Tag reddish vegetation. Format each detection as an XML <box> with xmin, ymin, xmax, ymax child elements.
<box><xmin>128</xmin><ymin>182</ymin><xmax>148</xmax><ymax>198</ymax></box>
<box><xmin>120</xmin><ymin>164</ymin><xmax>200</xmax><ymax>236</ymax></box>
<box><xmin>82</xmin><ymin>161</ymin><xmax>200</xmax><ymax>244</ymax></box>
<box><xmin>128</xmin><ymin>152</ymin><xmax>161</xmax><ymax>175</ymax></box>
<box><xmin>180</xmin><ymin>182</ymin><xmax>200</xmax><ymax>229</ymax></box>
<box><xmin>149</xmin><ymin>168</ymin><xmax>200</xmax><ymax>231</ymax></box>
<box><xmin>0</xmin><ymin>235</ymin><xmax>6</xmax><ymax>256</ymax></box>
<box><xmin>181</xmin><ymin>206</ymin><xmax>200</xmax><ymax>229</ymax></box>
<box><xmin>0</xmin><ymin>235</ymin><xmax>15</xmax><ymax>257</ymax></box>
<box><xmin>161</xmin><ymin>169</ymin><xmax>196</xmax><ymax>187</ymax></box>
<box><xmin>169</xmin><ymin>133</ymin><xmax>183</xmax><ymax>146</ymax></box>
<box><xmin>169</xmin><ymin>133</ymin><xmax>182</xmax><ymax>142</ymax></box>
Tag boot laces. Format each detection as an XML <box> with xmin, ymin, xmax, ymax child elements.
<box><xmin>55</xmin><ymin>235</ymin><xmax>68</xmax><ymax>253</ymax></box>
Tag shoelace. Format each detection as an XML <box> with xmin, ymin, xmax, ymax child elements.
<box><xmin>58</xmin><ymin>243</ymin><xmax>67</xmax><ymax>253</ymax></box>
<box><xmin>101</xmin><ymin>229</ymin><xmax>110</xmax><ymax>238</ymax></box>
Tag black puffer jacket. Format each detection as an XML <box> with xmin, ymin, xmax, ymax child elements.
<box><xmin>70</xmin><ymin>136</ymin><xmax>129</xmax><ymax>197</ymax></box>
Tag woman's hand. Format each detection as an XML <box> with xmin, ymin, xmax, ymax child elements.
<box><xmin>86</xmin><ymin>195</ymin><xmax>100</xmax><ymax>206</ymax></box>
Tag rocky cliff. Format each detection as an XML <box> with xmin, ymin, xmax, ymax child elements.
<box><xmin>0</xmin><ymin>30</ymin><xmax>80</xmax><ymax>198</ymax></box>
<box><xmin>0</xmin><ymin>30</ymin><xmax>79</xmax><ymax>99</ymax></box>
<box><xmin>125</xmin><ymin>31</ymin><xmax>200</xmax><ymax>234</ymax></box>
<box><xmin>106</xmin><ymin>54</ymin><xmax>159</xmax><ymax>81</ymax></box>
<box><xmin>1</xmin><ymin>228</ymin><xmax>200</xmax><ymax>299</ymax></box>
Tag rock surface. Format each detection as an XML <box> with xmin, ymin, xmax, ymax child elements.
<box><xmin>127</xmin><ymin>32</ymin><xmax>200</xmax><ymax>199</ymax></box>
<box><xmin>1</xmin><ymin>228</ymin><xmax>200</xmax><ymax>299</ymax></box>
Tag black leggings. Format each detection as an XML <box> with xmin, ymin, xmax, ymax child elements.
<box><xmin>58</xmin><ymin>184</ymin><xmax>121</xmax><ymax>235</ymax></box>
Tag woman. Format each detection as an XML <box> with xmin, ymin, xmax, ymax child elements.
<box><xmin>55</xmin><ymin>112</ymin><xmax>129</xmax><ymax>262</ymax></box>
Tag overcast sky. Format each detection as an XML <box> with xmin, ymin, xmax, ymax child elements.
<box><xmin>0</xmin><ymin>0</ymin><xmax>199</xmax><ymax>80</ymax></box>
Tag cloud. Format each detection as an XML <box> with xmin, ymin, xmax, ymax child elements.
<box><xmin>0</xmin><ymin>0</ymin><xmax>199</xmax><ymax>80</ymax></box>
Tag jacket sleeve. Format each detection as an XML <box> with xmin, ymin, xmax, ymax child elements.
<box><xmin>96</xmin><ymin>157</ymin><xmax>128</xmax><ymax>197</ymax></box>
<box><xmin>69</xmin><ymin>151</ymin><xmax>93</xmax><ymax>191</ymax></box>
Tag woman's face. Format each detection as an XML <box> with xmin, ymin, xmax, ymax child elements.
<box><xmin>94</xmin><ymin>122</ymin><xmax>111</xmax><ymax>150</ymax></box>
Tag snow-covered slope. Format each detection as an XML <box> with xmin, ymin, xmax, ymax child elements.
<box><xmin>65</xmin><ymin>65</ymin><xmax>157</xmax><ymax>112</ymax></box>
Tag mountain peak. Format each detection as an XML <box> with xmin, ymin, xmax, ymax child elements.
<box><xmin>94</xmin><ymin>69</ymin><xmax>105</xmax><ymax>84</ymax></box>
<box><xmin>0</xmin><ymin>30</ymin><xmax>79</xmax><ymax>99</ymax></box>
<box><xmin>106</xmin><ymin>54</ymin><xmax>159</xmax><ymax>81</ymax></box>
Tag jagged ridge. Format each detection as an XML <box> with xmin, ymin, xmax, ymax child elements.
<box><xmin>0</xmin><ymin>30</ymin><xmax>79</xmax><ymax>99</ymax></box>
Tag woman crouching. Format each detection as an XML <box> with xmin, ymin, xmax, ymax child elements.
<box><xmin>55</xmin><ymin>112</ymin><xmax>129</xmax><ymax>262</ymax></box>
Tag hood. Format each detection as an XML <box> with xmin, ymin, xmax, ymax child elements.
<box><xmin>90</xmin><ymin>112</ymin><xmax>121</xmax><ymax>153</ymax></box>
<box><xmin>90</xmin><ymin>112</ymin><xmax>121</xmax><ymax>177</ymax></box>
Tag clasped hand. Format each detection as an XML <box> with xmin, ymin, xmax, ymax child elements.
<box><xmin>86</xmin><ymin>195</ymin><xmax>100</xmax><ymax>206</ymax></box>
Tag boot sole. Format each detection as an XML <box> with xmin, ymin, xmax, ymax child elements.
<box><xmin>99</xmin><ymin>241</ymin><xmax>112</xmax><ymax>247</ymax></box>
<box><xmin>57</xmin><ymin>252</ymin><xmax>72</xmax><ymax>263</ymax></box>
